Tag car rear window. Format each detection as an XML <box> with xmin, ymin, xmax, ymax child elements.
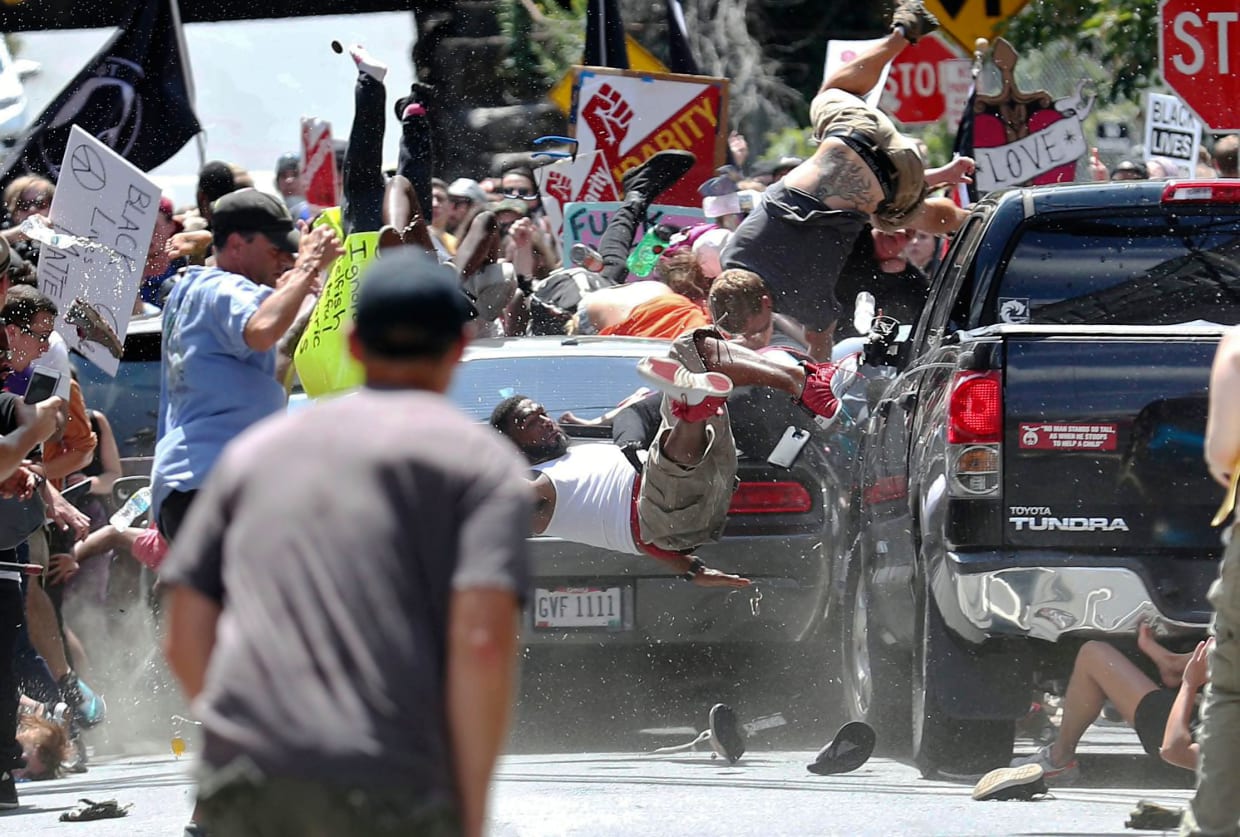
<box><xmin>450</xmin><ymin>354</ymin><xmax>648</xmax><ymax>422</ymax></box>
<box><xmin>993</xmin><ymin>213</ymin><xmax>1240</xmax><ymax>326</ymax></box>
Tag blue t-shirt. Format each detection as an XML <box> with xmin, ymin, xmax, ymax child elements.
<box><xmin>151</xmin><ymin>266</ymin><xmax>281</xmax><ymax>520</ymax></box>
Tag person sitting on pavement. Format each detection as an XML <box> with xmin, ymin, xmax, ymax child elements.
<box><xmin>1008</xmin><ymin>623</ymin><xmax>1209</xmax><ymax>783</ymax></box>
<box><xmin>721</xmin><ymin>0</ymin><xmax>975</xmax><ymax>361</ymax></box>
<box><xmin>490</xmin><ymin>326</ymin><xmax>843</xmax><ymax>587</ymax></box>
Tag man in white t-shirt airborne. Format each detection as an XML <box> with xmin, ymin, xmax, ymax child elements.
<box><xmin>491</xmin><ymin>327</ymin><xmax>842</xmax><ymax>587</ymax></box>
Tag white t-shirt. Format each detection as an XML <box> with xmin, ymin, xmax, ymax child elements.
<box><xmin>533</xmin><ymin>443</ymin><xmax>639</xmax><ymax>554</ymax></box>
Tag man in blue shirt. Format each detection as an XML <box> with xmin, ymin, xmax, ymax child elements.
<box><xmin>152</xmin><ymin>189</ymin><xmax>342</xmax><ymax>542</ymax></box>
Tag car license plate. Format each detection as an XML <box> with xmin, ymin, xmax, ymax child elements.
<box><xmin>534</xmin><ymin>586</ymin><xmax>624</xmax><ymax>629</ymax></box>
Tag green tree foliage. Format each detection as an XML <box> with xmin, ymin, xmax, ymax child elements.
<box><xmin>1002</xmin><ymin>0</ymin><xmax>1160</xmax><ymax>104</ymax></box>
<box><xmin>497</xmin><ymin>0</ymin><xmax>587</xmax><ymax>99</ymax></box>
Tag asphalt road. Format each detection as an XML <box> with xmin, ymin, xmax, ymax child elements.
<box><xmin>3</xmin><ymin>726</ymin><xmax>1196</xmax><ymax>836</ymax></box>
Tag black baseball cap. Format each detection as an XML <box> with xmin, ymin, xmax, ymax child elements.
<box><xmin>211</xmin><ymin>188</ymin><xmax>299</xmax><ymax>253</ymax></box>
<box><xmin>354</xmin><ymin>251</ymin><xmax>477</xmax><ymax>358</ymax></box>
<box><xmin>275</xmin><ymin>152</ymin><xmax>300</xmax><ymax>175</ymax></box>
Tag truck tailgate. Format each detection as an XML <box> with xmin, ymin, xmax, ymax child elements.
<box><xmin>1002</xmin><ymin>334</ymin><xmax>1219</xmax><ymax>552</ymax></box>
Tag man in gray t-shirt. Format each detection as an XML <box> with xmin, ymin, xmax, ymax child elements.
<box><xmin>161</xmin><ymin>251</ymin><xmax>531</xmax><ymax>837</ymax></box>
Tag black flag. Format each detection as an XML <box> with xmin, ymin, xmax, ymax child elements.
<box><xmin>951</xmin><ymin>84</ymin><xmax>978</xmax><ymax>207</ymax></box>
<box><xmin>584</xmin><ymin>0</ymin><xmax>629</xmax><ymax>69</ymax></box>
<box><xmin>0</xmin><ymin>0</ymin><xmax>201</xmax><ymax>187</ymax></box>
<box><xmin>664</xmin><ymin>0</ymin><xmax>700</xmax><ymax>76</ymax></box>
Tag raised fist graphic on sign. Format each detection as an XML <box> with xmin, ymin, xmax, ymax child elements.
<box><xmin>544</xmin><ymin>170</ymin><xmax>573</xmax><ymax>206</ymax></box>
<box><xmin>581</xmin><ymin>84</ymin><xmax>633</xmax><ymax>154</ymax></box>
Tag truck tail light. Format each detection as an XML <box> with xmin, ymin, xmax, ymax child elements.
<box><xmin>728</xmin><ymin>481</ymin><xmax>812</xmax><ymax>514</ymax></box>
<box><xmin>948</xmin><ymin>371</ymin><xmax>1002</xmax><ymax>498</ymax></box>
<box><xmin>948</xmin><ymin>371</ymin><xmax>1002</xmax><ymax>444</ymax></box>
<box><xmin>1161</xmin><ymin>181</ymin><xmax>1240</xmax><ymax>204</ymax></box>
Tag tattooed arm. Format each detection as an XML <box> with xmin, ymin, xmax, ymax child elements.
<box><xmin>784</xmin><ymin>142</ymin><xmax>884</xmax><ymax>213</ymax></box>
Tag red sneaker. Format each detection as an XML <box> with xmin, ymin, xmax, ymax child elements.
<box><xmin>798</xmin><ymin>362</ymin><xmax>841</xmax><ymax>419</ymax></box>
<box><xmin>670</xmin><ymin>395</ymin><xmax>727</xmax><ymax>423</ymax></box>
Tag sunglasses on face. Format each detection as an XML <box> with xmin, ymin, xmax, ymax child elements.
<box><xmin>501</xmin><ymin>188</ymin><xmax>539</xmax><ymax>201</ymax></box>
<box><xmin>15</xmin><ymin>195</ymin><xmax>50</xmax><ymax>212</ymax></box>
<box><xmin>19</xmin><ymin>324</ymin><xmax>52</xmax><ymax>341</ymax></box>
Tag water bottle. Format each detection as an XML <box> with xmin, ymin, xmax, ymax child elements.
<box><xmin>110</xmin><ymin>485</ymin><xmax>152</xmax><ymax>532</ymax></box>
<box><xmin>626</xmin><ymin>223</ymin><xmax>679</xmax><ymax>278</ymax></box>
<box><xmin>569</xmin><ymin>243</ymin><xmax>604</xmax><ymax>273</ymax></box>
<box><xmin>853</xmin><ymin>291</ymin><xmax>876</xmax><ymax>335</ymax></box>
<box><xmin>21</xmin><ymin>217</ymin><xmax>79</xmax><ymax>250</ymax></box>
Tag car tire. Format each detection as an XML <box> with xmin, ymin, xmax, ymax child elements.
<box><xmin>840</xmin><ymin>562</ymin><xmax>910</xmax><ymax>752</ymax></box>
<box><xmin>911</xmin><ymin>584</ymin><xmax>1015</xmax><ymax>778</ymax></box>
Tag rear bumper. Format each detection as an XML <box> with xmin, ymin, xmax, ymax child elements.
<box><xmin>940</xmin><ymin>552</ymin><xmax>1209</xmax><ymax>644</ymax></box>
<box><xmin>521</xmin><ymin>535</ymin><xmax>828</xmax><ymax>646</ymax></box>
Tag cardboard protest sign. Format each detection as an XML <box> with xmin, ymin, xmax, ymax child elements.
<box><xmin>293</xmin><ymin>209</ymin><xmax>372</xmax><ymax>397</ymax></box>
<box><xmin>535</xmin><ymin>150</ymin><xmax>620</xmax><ymax>242</ymax></box>
<box><xmin>1143</xmin><ymin>92</ymin><xmax>1201</xmax><ymax>178</ymax></box>
<box><xmin>301</xmin><ymin>117</ymin><xmax>339</xmax><ymax>209</ymax></box>
<box><xmin>570</xmin><ymin>67</ymin><xmax>727</xmax><ymax>208</ymax></box>
<box><xmin>560</xmin><ymin>201</ymin><xmax>705</xmax><ymax>276</ymax></box>
<box><xmin>35</xmin><ymin>125</ymin><xmax>158</xmax><ymax>376</ymax></box>
<box><xmin>971</xmin><ymin>40</ymin><xmax>1094</xmax><ymax>192</ymax></box>
<box><xmin>823</xmin><ymin>39</ymin><xmax>892</xmax><ymax>109</ymax></box>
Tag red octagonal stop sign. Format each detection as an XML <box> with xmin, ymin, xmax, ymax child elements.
<box><xmin>1159</xmin><ymin>0</ymin><xmax>1240</xmax><ymax>131</ymax></box>
<box><xmin>880</xmin><ymin>34</ymin><xmax>970</xmax><ymax>126</ymax></box>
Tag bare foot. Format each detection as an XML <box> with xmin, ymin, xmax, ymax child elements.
<box><xmin>1139</xmin><ymin>622</ymin><xmax>1185</xmax><ymax>687</ymax></box>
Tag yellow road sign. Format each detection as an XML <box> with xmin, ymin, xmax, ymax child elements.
<box><xmin>924</xmin><ymin>0</ymin><xmax>1032</xmax><ymax>52</ymax></box>
<box><xmin>548</xmin><ymin>36</ymin><xmax>670</xmax><ymax>113</ymax></box>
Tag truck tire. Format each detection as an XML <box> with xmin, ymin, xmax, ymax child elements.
<box><xmin>911</xmin><ymin>587</ymin><xmax>1014</xmax><ymax>777</ymax></box>
<box><xmin>841</xmin><ymin>564</ymin><xmax>910</xmax><ymax>751</ymax></box>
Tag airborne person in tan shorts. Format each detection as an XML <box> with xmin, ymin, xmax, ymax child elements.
<box><xmin>722</xmin><ymin>0</ymin><xmax>977</xmax><ymax>360</ymax></box>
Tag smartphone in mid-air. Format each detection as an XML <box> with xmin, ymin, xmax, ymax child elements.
<box><xmin>24</xmin><ymin>365</ymin><xmax>62</xmax><ymax>405</ymax></box>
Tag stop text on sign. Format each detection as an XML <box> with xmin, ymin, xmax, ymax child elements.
<box><xmin>1168</xmin><ymin>9</ymin><xmax>1237</xmax><ymax>74</ymax></box>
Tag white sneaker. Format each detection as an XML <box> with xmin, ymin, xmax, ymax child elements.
<box><xmin>972</xmin><ymin>763</ymin><xmax>1047</xmax><ymax>801</ymax></box>
<box><xmin>347</xmin><ymin>43</ymin><xmax>387</xmax><ymax>82</ymax></box>
<box><xmin>637</xmin><ymin>356</ymin><xmax>732</xmax><ymax>406</ymax></box>
<box><xmin>1009</xmin><ymin>743</ymin><xmax>1079</xmax><ymax>783</ymax></box>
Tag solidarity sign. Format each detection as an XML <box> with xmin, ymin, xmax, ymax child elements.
<box><xmin>569</xmin><ymin>67</ymin><xmax>728</xmax><ymax>209</ymax></box>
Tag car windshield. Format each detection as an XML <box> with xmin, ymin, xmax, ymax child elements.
<box><xmin>449</xmin><ymin>354</ymin><xmax>648</xmax><ymax>422</ymax></box>
<box><xmin>993</xmin><ymin>214</ymin><xmax>1240</xmax><ymax>326</ymax></box>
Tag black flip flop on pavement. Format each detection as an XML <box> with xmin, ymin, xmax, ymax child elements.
<box><xmin>708</xmin><ymin>703</ymin><xmax>746</xmax><ymax>764</ymax></box>
<box><xmin>807</xmin><ymin>721</ymin><xmax>876</xmax><ymax>775</ymax></box>
<box><xmin>59</xmin><ymin>798</ymin><xmax>131</xmax><ymax>822</ymax></box>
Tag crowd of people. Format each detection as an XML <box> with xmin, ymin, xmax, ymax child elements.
<box><xmin>0</xmin><ymin>0</ymin><xmax>1238</xmax><ymax>834</ymax></box>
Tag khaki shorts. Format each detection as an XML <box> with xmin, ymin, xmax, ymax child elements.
<box><xmin>809</xmin><ymin>89</ymin><xmax>926</xmax><ymax>230</ymax></box>
<box><xmin>637</xmin><ymin>329</ymin><xmax>739</xmax><ymax>552</ymax></box>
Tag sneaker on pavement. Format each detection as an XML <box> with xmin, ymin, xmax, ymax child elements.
<box><xmin>708</xmin><ymin>703</ymin><xmax>746</xmax><ymax>764</ymax></box>
<box><xmin>621</xmin><ymin>150</ymin><xmax>696</xmax><ymax>202</ymax></box>
<box><xmin>0</xmin><ymin>769</ymin><xmax>17</xmax><ymax>809</ymax></box>
<box><xmin>972</xmin><ymin>763</ymin><xmax>1047</xmax><ymax>801</ymax></box>
<box><xmin>798</xmin><ymin>361</ymin><xmax>843</xmax><ymax>419</ymax></box>
<box><xmin>891</xmin><ymin>0</ymin><xmax>939</xmax><ymax>44</ymax></box>
<box><xmin>638</xmin><ymin>356</ymin><xmax>733</xmax><ymax>407</ymax></box>
<box><xmin>1009</xmin><ymin>743</ymin><xmax>1079</xmax><ymax>784</ymax></box>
